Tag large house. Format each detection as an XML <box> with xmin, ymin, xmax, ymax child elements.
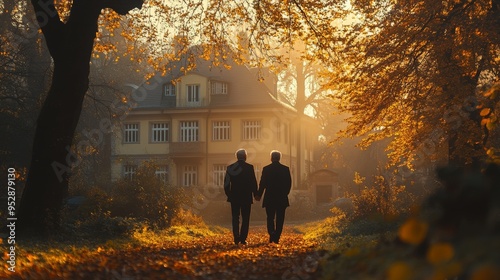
<box><xmin>110</xmin><ymin>49</ymin><xmax>320</xmax><ymax>199</ymax></box>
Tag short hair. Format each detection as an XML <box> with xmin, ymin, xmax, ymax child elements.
<box><xmin>270</xmin><ymin>150</ymin><xmax>281</xmax><ymax>162</ymax></box>
<box><xmin>236</xmin><ymin>149</ymin><xmax>247</xmax><ymax>160</ymax></box>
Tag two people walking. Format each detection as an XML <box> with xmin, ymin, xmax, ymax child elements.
<box><xmin>224</xmin><ymin>149</ymin><xmax>292</xmax><ymax>245</ymax></box>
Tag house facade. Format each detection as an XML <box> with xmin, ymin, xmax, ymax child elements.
<box><xmin>110</xmin><ymin>52</ymin><xmax>320</xmax><ymax>198</ymax></box>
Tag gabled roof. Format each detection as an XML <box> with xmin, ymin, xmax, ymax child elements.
<box><xmin>132</xmin><ymin>46</ymin><xmax>296</xmax><ymax>112</ymax></box>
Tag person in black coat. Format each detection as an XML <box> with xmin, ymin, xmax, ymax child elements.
<box><xmin>224</xmin><ymin>149</ymin><xmax>259</xmax><ymax>245</ymax></box>
<box><xmin>256</xmin><ymin>150</ymin><xmax>292</xmax><ymax>244</ymax></box>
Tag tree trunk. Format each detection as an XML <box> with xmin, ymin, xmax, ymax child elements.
<box><xmin>18</xmin><ymin>67</ymin><xmax>89</xmax><ymax>232</ymax></box>
<box><xmin>432</xmin><ymin>10</ymin><xmax>484</xmax><ymax>168</ymax></box>
<box><xmin>295</xmin><ymin>60</ymin><xmax>306</xmax><ymax>189</ymax></box>
<box><xmin>18</xmin><ymin>0</ymin><xmax>143</xmax><ymax>234</ymax></box>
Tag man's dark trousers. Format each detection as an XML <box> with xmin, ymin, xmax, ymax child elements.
<box><xmin>231</xmin><ymin>202</ymin><xmax>251</xmax><ymax>243</ymax></box>
<box><xmin>265</xmin><ymin>206</ymin><xmax>286</xmax><ymax>243</ymax></box>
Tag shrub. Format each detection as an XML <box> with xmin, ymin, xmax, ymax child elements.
<box><xmin>109</xmin><ymin>161</ymin><xmax>187</xmax><ymax>228</ymax></box>
<box><xmin>71</xmin><ymin>216</ymin><xmax>140</xmax><ymax>239</ymax></box>
<box><xmin>287</xmin><ymin>193</ymin><xmax>316</xmax><ymax>220</ymax></box>
<box><xmin>169</xmin><ymin>208</ymin><xmax>205</xmax><ymax>226</ymax></box>
<box><xmin>317</xmin><ymin>163</ymin><xmax>500</xmax><ymax>280</ymax></box>
<box><xmin>66</xmin><ymin>187</ymin><xmax>112</xmax><ymax>221</ymax></box>
<box><xmin>350</xmin><ymin>174</ymin><xmax>408</xmax><ymax>220</ymax></box>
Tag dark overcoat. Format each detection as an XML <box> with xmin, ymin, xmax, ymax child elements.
<box><xmin>258</xmin><ymin>161</ymin><xmax>292</xmax><ymax>208</ymax></box>
<box><xmin>224</xmin><ymin>160</ymin><xmax>258</xmax><ymax>205</ymax></box>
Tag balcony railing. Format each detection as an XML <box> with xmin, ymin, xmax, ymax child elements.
<box><xmin>177</xmin><ymin>97</ymin><xmax>208</xmax><ymax>108</ymax></box>
<box><xmin>169</xmin><ymin>142</ymin><xmax>206</xmax><ymax>156</ymax></box>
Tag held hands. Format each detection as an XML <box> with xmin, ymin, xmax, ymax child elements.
<box><xmin>254</xmin><ymin>194</ymin><xmax>261</xmax><ymax>201</ymax></box>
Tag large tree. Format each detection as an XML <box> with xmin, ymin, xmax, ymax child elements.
<box><xmin>18</xmin><ymin>0</ymin><xmax>143</xmax><ymax>233</ymax></box>
<box><xmin>328</xmin><ymin>0</ymin><xmax>500</xmax><ymax>169</ymax></box>
<box><xmin>277</xmin><ymin>41</ymin><xmax>335</xmax><ymax>184</ymax></box>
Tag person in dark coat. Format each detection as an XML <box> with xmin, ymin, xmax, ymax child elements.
<box><xmin>256</xmin><ymin>150</ymin><xmax>292</xmax><ymax>244</ymax></box>
<box><xmin>224</xmin><ymin>149</ymin><xmax>259</xmax><ymax>245</ymax></box>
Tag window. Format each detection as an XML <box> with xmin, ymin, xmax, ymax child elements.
<box><xmin>123</xmin><ymin>165</ymin><xmax>137</xmax><ymax>180</ymax></box>
<box><xmin>186</xmin><ymin>84</ymin><xmax>200</xmax><ymax>105</ymax></box>
<box><xmin>124</xmin><ymin>123</ymin><xmax>139</xmax><ymax>143</ymax></box>
<box><xmin>180</xmin><ymin>121</ymin><xmax>199</xmax><ymax>142</ymax></box>
<box><xmin>163</xmin><ymin>83</ymin><xmax>176</xmax><ymax>96</ymax></box>
<box><xmin>213</xmin><ymin>164</ymin><xmax>226</xmax><ymax>187</ymax></box>
<box><xmin>243</xmin><ymin>120</ymin><xmax>261</xmax><ymax>140</ymax></box>
<box><xmin>211</xmin><ymin>81</ymin><xmax>228</xmax><ymax>95</ymax></box>
<box><xmin>155</xmin><ymin>165</ymin><xmax>169</xmax><ymax>185</ymax></box>
<box><xmin>212</xmin><ymin>121</ymin><xmax>230</xmax><ymax>141</ymax></box>
<box><xmin>151</xmin><ymin>122</ymin><xmax>169</xmax><ymax>143</ymax></box>
<box><xmin>183</xmin><ymin>165</ymin><xmax>197</xmax><ymax>186</ymax></box>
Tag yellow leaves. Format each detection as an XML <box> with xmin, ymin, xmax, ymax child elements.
<box><xmin>483</xmin><ymin>83</ymin><xmax>499</xmax><ymax>99</ymax></box>
<box><xmin>353</xmin><ymin>172</ymin><xmax>365</xmax><ymax>185</ymax></box>
<box><xmin>479</xmin><ymin>83</ymin><xmax>500</xmax><ymax>132</ymax></box>
<box><xmin>486</xmin><ymin>148</ymin><xmax>496</xmax><ymax>157</ymax></box>
<box><xmin>26</xmin><ymin>253</ymin><xmax>39</xmax><ymax>263</ymax></box>
<box><xmin>398</xmin><ymin>218</ymin><xmax>428</xmax><ymax>245</ymax></box>
<box><xmin>486</xmin><ymin>120</ymin><xmax>496</xmax><ymax>131</ymax></box>
<box><xmin>479</xmin><ymin>106</ymin><xmax>496</xmax><ymax>131</ymax></box>
<box><xmin>481</xmin><ymin>114</ymin><xmax>497</xmax><ymax>131</ymax></box>
<box><xmin>426</xmin><ymin>242</ymin><xmax>454</xmax><ymax>265</ymax></box>
<box><xmin>480</xmin><ymin>108</ymin><xmax>491</xmax><ymax>117</ymax></box>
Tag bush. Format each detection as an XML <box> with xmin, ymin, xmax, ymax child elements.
<box><xmin>65</xmin><ymin>187</ymin><xmax>112</xmax><ymax>221</ymax></box>
<box><xmin>287</xmin><ymin>193</ymin><xmax>316</xmax><ymax>220</ymax></box>
<box><xmin>170</xmin><ymin>208</ymin><xmax>205</xmax><ymax>226</ymax></box>
<box><xmin>350</xmin><ymin>174</ymin><xmax>409</xmax><ymax>220</ymax></box>
<box><xmin>421</xmin><ymin>163</ymin><xmax>500</xmax><ymax>237</ymax></box>
<box><xmin>70</xmin><ymin>216</ymin><xmax>140</xmax><ymax>239</ymax></box>
<box><xmin>317</xmin><ymin>163</ymin><xmax>500</xmax><ymax>280</ymax></box>
<box><xmin>109</xmin><ymin>161</ymin><xmax>187</xmax><ymax>228</ymax></box>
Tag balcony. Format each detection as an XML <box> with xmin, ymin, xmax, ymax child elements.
<box><xmin>177</xmin><ymin>97</ymin><xmax>208</xmax><ymax>108</ymax></box>
<box><xmin>169</xmin><ymin>142</ymin><xmax>206</xmax><ymax>157</ymax></box>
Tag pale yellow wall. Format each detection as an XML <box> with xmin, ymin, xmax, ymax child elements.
<box><xmin>177</xmin><ymin>74</ymin><xmax>209</xmax><ymax>106</ymax></box>
<box><xmin>114</xmin><ymin>111</ymin><xmax>297</xmax><ymax>156</ymax></box>
<box><xmin>111</xmin><ymin>106</ymin><xmax>317</xmax><ymax>187</ymax></box>
<box><xmin>206</xmin><ymin>114</ymin><xmax>293</xmax><ymax>158</ymax></box>
<box><xmin>114</xmin><ymin>120</ymin><xmax>171</xmax><ymax>155</ymax></box>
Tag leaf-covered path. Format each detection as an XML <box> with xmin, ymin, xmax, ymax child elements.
<box><xmin>4</xmin><ymin>225</ymin><xmax>324</xmax><ymax>280</ymax></box>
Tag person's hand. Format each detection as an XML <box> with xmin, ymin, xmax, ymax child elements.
<box><xmin>254</xmin><ymin>195</ymin><xmax>261</xmax><ymax>201</ymax></box>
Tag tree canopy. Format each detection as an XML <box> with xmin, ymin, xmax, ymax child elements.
<box><xmin>327</xmin><ymin>0</ymin><xmax>500</xmax><ymax>168</ymax></box>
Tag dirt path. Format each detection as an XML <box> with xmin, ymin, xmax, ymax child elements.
<box><xmin>6</xmin><ymin>225</ymin><xmax>324</xmax><ymax>280</ymax></box>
